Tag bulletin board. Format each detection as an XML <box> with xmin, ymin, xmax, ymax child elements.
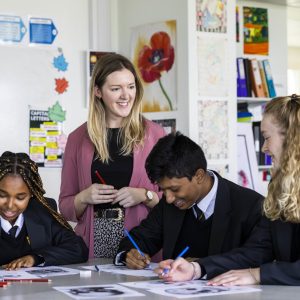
<box><xmin>0</xmin><ymin>45</ymin><xmax>61</xmax><ymax>156</ymax></box>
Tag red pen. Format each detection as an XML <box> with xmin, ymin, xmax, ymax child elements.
<box><xmin>95</xmin><ymin>170</ymin><xmax>106</xmax><ymax>184</ymax></box>
<box><xmin>4</xmin><ymin>278</ymin><xmax>51</xmax><ymax>283</ymax></box>
<box><xmin>0</xmin><ymin>282</ymin><xmax>9</xmax><ymax>287</ymax></box>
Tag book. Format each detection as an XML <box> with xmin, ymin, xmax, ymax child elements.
<box><xmin>262</xmin><ymin>59</ymin><xmax>276</xmax><ymax>98</ymax></box>
<box><xmin>250</xmin><ymin>58</ymin><xmax>265</xmax><ymax>98</ymax></box>
<box><xmin>258</xmin><ymin>60</ymin><xmax>269</xmax><ymax>97</ymax></box>
<box><xmin>237</xmin><ymin>57</ymin><xmax>248</xmax><ymax>97</ymax></box>
<box><xmin>243</xmin><ymin>58</ymin><xmax>253</xmax><ymax>97</ymax></box>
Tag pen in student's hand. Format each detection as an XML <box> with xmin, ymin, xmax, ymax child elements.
<box><xmin>95</xmin><ymin>170</ymin><xmax>106</xmax><ymax>184</ymax></box>
<box><xmin>161</xmin><ymin>246</ymin><xmax>190</xmax><ymax>276</ymax></box>
<box><xmin>124</xmin><ymin>229</ymin><xmax>145</xmax><ymax>257</ymax></box>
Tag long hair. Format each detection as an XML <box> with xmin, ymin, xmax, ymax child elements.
<box><xmin>87</xmin><ymin>53</ymin><xmax>145</xmax><ymax>163</ymax></box>
<box><xmin>263</xmin><ymin>95</ymin><xmax>300</xmax><ymax>222</ymax></box>
<box><xmin>0</xmin><ymin>152</ymin><xmax>72</xmax><ymax>230</ymax></box>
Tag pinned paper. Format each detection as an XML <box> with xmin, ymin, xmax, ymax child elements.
<box><xmin>55</xmin><ymin>78</ymin><xmax>69</xmax><ymax>94</ymax></box>
<box><xmin>53</xmin><ymin>54</ymin><xmax>68</xmax><ymax>71</ymax></box>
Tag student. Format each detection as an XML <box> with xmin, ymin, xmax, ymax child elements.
<box><xmin>0</xmin><ymin>152</ymin><xmax>88</xmax><ymax>269</ymax></box>
<box><xmin>115</xmin><ymin>132</ymin><xmax>263</xmax><ymax>268</ymax></box>
<box><xmin>59</xmin><ymin>53</ymin><xmax>165</xmax><ymax>259</ymax></box>
<box><xmin>156</xmin><ymin>95</ymin><xmax>300</xmax><ymax>286</ymax></box>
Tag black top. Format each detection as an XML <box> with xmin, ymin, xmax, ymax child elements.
<box><xmin>92</xmin><ymin>128</ymin><xmax>133</xmax><ymax>210</ymax></box>
<box><xmin>0</xmin><ymin>224</ymin><xmax>32</xmax><ymax>265</ymax></box>
<box><xmin>173</xmin><ymin>208</ymin><xmax>213</xmax><ymax>258</ymax></box>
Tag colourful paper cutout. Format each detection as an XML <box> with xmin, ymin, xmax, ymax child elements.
<box><xmin>55</xmin><ymin>78</ymin><xmax>69</xmax><ymax>94</ymax></box>
<box><xmin>53</xmin><ymin>54</ymin><xmax>68</xmax><ymax>71</ymax></box>
<box><xmin>48</xmin><ymin>101</ymin><xmax>66</xmax><ymax>122</ymax></box>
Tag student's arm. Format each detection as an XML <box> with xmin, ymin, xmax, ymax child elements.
<box><xmin>116</xmin><ymin>199</ymin><xmax>165</xmax><ymax>266</ymax></box>
<box><xmin>198</xmin><ymin>217</ymin><xmax>274</xmax><ymax>279</ymax></box>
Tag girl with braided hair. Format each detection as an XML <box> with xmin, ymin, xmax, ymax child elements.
<box><xmin>0</xmin><ymin>151</ymin><xmax>88</xmax><ymax>269</ymax></box>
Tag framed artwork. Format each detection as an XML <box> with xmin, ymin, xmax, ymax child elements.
<box><xmin>152</xmin><ymin>118</ymin><xmax>176</xmax><ymax>134</ymax></box>
<box><xmin>131</xmin><ymin>20</ymin><xmax>177</xmax><ymax>112</ymax></box>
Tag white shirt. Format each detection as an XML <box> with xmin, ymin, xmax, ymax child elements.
<box><xmin>0</xmin><ymin>214</ymin><xmax>24</xmax><ymax>237</ymax></box>
<box><xmin>192</xmin><ymin>170</ymin><xmax>218</xmax><ymax>220</ymax></box>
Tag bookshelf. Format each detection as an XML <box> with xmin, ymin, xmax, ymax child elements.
<box><xmin>236</xmin><ymin>1</ymin><xmax>287</xmax><ymax>195</ymax></box>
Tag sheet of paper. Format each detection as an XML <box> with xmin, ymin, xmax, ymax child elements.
<box><xmin>131</xmin><ymin>280</ymin><xmax>261</xmax><ymax>298</ymax></box>
<box><xmin>82</xmin><ymin>263</ymin><xmax>158</xmax><ymax>277</ymax></box>
<box><xmin>53</xmin><ymin>284</ymin><xmax>144</xmax><ymax>299</ymax></box>
<box><xmin>0</xmin><ymin>269</ymin><xmax>40</xmax><ymax>280</ymax></box>
<box><xmin>23</xmin><ymin>266</ymin><xmax>80</xmax><ymax>277</ymax></box>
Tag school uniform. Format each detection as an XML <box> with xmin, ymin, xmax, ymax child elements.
<box><xmin>117</xmin><ymin>171</ymin><xmax>263</xmax><ymax>261</ymax></box>
<box><xmin>0</xmin><ymin>197</ymin><xmax>88</xmax><ymax>266</ymax></box>
<box><xmin>198</xmin><ymin>216</ymin><xmax>300</xmax><ymax>285</ymax></box>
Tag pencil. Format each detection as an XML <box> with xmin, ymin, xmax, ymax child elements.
<box><xmin>124</xmin><ymin>229</ymin><xmax>145</xmax><ymax>257</ymax></box>
<box><xmin>4</xmin><ymin>278</ymin><xmax>51</xmax><ymax>283</ymax></box>
<box><xmin>162</xmin><ymin>246</ymin><xmax>190</xmax><ymax>276</ymax></box>
<box><xmin>95</xmin><ymin>170</ymin><xmax>106</xmax><ymax>184</ymax></box>
<box><xmin>94</xmin><ymin>265</ymin><xmax>100</xmax><ymax>272</ymax></box>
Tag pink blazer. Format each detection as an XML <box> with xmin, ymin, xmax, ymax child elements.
<box><xmin>59</xmin><ymin>120</ymin><xmax>165</xmax><ymax>258</ymax></box>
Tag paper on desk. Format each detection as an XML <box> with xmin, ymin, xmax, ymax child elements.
<box><xmin>53</xmin><ymin>284</ymin><xmax>144</xmax><ymax>299</ymax></box>
<box><xmin>125</xmin><ymin>280</ymin><xmax>261</xmax><ymax>298</ymax></box>
<box><xmin>83</xmin><ymin>263</ymin><xmax>158</xmax><ymax>277</ymax></box>
<box><xmin>0</xmin><ymin>266</ymin><xmax>80</xmax><ymax>279</ymax></box>
<box><xmin>24</xmin><ymin>266</ymin><xmax>80</xmax><ymax>277</ymax></box>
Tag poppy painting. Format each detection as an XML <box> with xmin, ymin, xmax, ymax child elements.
<box><xmin>131</xmin><ymin>20</ymin><xmax>177</xmax><ymax>112</ymax></box>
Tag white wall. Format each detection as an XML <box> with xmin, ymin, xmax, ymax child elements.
<box><xmin>0</xmin><ymin>0</ymin><xmax>90</xmax><ymax>202</ymax></box>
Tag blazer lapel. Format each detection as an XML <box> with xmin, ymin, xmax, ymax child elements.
<box><xmin>272</xmin><ymin>220</ymin><xmax>292</xmax><ymax>261</ymax></box>
<box><xmin>24</xmin><ymin>205</ymin><xmax>47</xmax><ymax>249</ymax></box>
<box><xmin>208</xmin><ymin>176</ymin><xmax>231</xmax><ymax>255</ymax></box>
<box><xmin>164</xmin><ymin>204</ymin><xmax>186</xmax><ymax>258</ymax></box>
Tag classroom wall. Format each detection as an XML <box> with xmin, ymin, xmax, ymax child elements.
<box><xmin>0</xmin><ymin>0</ymin><xmax>90</xmax><ymax>202</ymax></box>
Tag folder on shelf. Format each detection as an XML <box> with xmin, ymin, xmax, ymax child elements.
<box><xmin>237</xmin><ymin>57</ymin><xmax>248</xmax><ymax>97</ymax></box>
<box><xmin>262</xmin><ymin>59</ymin><xmax>276</xmax><ymax>98</ymax></box>
<box><xmin>258</xmin><ymin>60</ymin><xmax>269</xmax><ymax>98</ymax></box>
<box><xmin>250</xmin><ymin>58</ymin><xmax>265</xmax><ymax>98</ymax></box>
<box><xmin>243</xmin><ymin>58</ymin><xmax>253</xmax><ymax>97</ymax></box>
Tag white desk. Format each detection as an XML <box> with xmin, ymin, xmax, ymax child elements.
<box><xmin>0</xmin><ymin>259</ymin><xmax>299</xmax><ymax>299</ymax></box>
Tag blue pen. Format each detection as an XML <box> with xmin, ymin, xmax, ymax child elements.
<box><xmin>95</xmin><ymin>265</ymin><xmax>99</xmax><ymax>272</ymax></box>
<box><xmin>124</xmin><ymin>229</ymin><xmax>145</xmax><ymax>257</ymax></box>
<box><xmin>162</xmin><ymin>246</ymin><xmax>190</xmax><ymax>276</ymax></box>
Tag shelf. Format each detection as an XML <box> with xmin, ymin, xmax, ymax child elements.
<box><xmin>258</xmin><ymin>165</ymin><xmax>272</xmax><ymax>170</ymax></box>
<box><xmin>237</xmin><ymin>97</ymin><xmax>271</xmax><ymax>104</ymax></box>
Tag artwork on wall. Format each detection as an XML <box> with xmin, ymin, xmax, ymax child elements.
<box><xmin>131</xmin><ymin>20</ymin><xmax>177</xmax><ymax>112</ymax></box>
<box><xmin>196</xmin><ymin>0</ymin><xmax>227</xmax><ymax>33</ymax></box>
<box><xmin>29</xmin><ymin>108</ymin><xmax>65</xmax><ymax>168</ymax></box>
<box><xmin>237</xmin><ymin>123</ymin><xmax>261</xmax><ymax>191</ymax></box>
<box><xmin>243</xmin><ymin>7</ymin><xmax>269</xmax><ymax>55</ymax></box>
<box><xmin>197</xmin><ymin>36</ymin><xmax>228</xmax><ymax>97</ymax></box>
<box><xmin>198</xmin><ymin>100</ymin><xmax>228</xmax><ymax>160</ymax></box>
<box><xmin>152</xmin><ymin>119</ymin><xmax>176</xmax><ymax>134</ymax></box>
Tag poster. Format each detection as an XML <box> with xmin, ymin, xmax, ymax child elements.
<box><xmin>196</xmin><ymin>0</ymin><xmax>227</xmax><ymax>33</ymax></box>
<box><xmin>197</xmin><ymin>36</ymin><xmax>228</xmax><ymax>97</ymax></box>
<box><xmin>131</xmin><ymin>20</ymin><xmax>177</xmax><ymax>112</ymax></box>
<box><xmin>243</xmin><ymin>7</ymin><xmax>268</xmax><ymax>55</ymax></box>
<box><xmin>29</xmin><ymin>109</ymin><xmax>64</xmax><ymax>167</ymax></box>
<box><xmin>198</xmin><ymin>100</ymin><xmax>228</xmax><ymax>160</ymax></box>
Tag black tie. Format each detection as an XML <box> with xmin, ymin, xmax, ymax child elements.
<box><xmin>9</xmin><ymin>225</ymin><xmax>18</xmax><ymax>238</ymax></box>
<box><xmin>193</xmin><ymin>205</ymin><xmax>205</xmax><ymax>222</ymax></box>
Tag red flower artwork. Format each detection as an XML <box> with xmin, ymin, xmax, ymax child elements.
<box><xmin>55</xmin><ymin>78</ymin><xmax>69</xmax><ymax>94</ymax></box>
<box><xmin>138</xmin><ymin>31</ymin><xmax>175</xmax><ymax>110</ymax></box>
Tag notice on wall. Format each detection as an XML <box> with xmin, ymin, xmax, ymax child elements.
<box><xmin>29</xmin><ymin>109</ymin><xmax>64</xmax><ymax>168</ymax></box>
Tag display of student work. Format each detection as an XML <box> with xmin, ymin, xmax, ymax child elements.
<box><xmin>131</xmin><ymin>20</ymin><xmax>177</xmax><ymax>112</ymax></box>
<box><xmin>243</xmin><ymin>6</ymin><xmax>269</xmax><ymax>55</ymax></box>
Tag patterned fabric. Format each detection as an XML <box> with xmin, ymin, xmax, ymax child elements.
<box><xmin>93</xmin><ymin>211</ymin><xmax>125</xmax><ymax>258</ymax></box>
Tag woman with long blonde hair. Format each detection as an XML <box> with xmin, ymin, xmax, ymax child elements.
<box><xmin>155</xmin><ymin>95</ymin><xmax>300</xmax><ymax>286</ymax></box>
<box><xmin>59</xmin><ymin>53</ymin><xmax>165</xmax><ymax>258</ymax></box>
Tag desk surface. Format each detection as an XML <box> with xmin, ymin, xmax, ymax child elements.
<box><xmin>0</xmin><ymin>259</ymin><xmax>299</xmax><ymax>300</ymax></box>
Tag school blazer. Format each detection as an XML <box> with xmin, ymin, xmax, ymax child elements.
<box><xmin>59</xmin><ymin>120</ymin><xmax>166</xmax><ymax>258</ymax></box>
<box><xmin>23</xmin><ymin>198</ymin><xmax>88</xmax><ymax>265</ymax></box>
<box><xmin>199</xmin><ymin>217</ymin><xmax>300</xmax><ymax>285</ymax></box>
<box><xmin>118</xmin><ymin>172</ymin><xmax>263</xmax><ymax>259</ymax></box>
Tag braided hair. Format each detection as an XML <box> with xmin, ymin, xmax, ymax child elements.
<box><xmin>0</xmin><ymin>151</ymin><xmax>72</xmax><ymax>230</ymax></box>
